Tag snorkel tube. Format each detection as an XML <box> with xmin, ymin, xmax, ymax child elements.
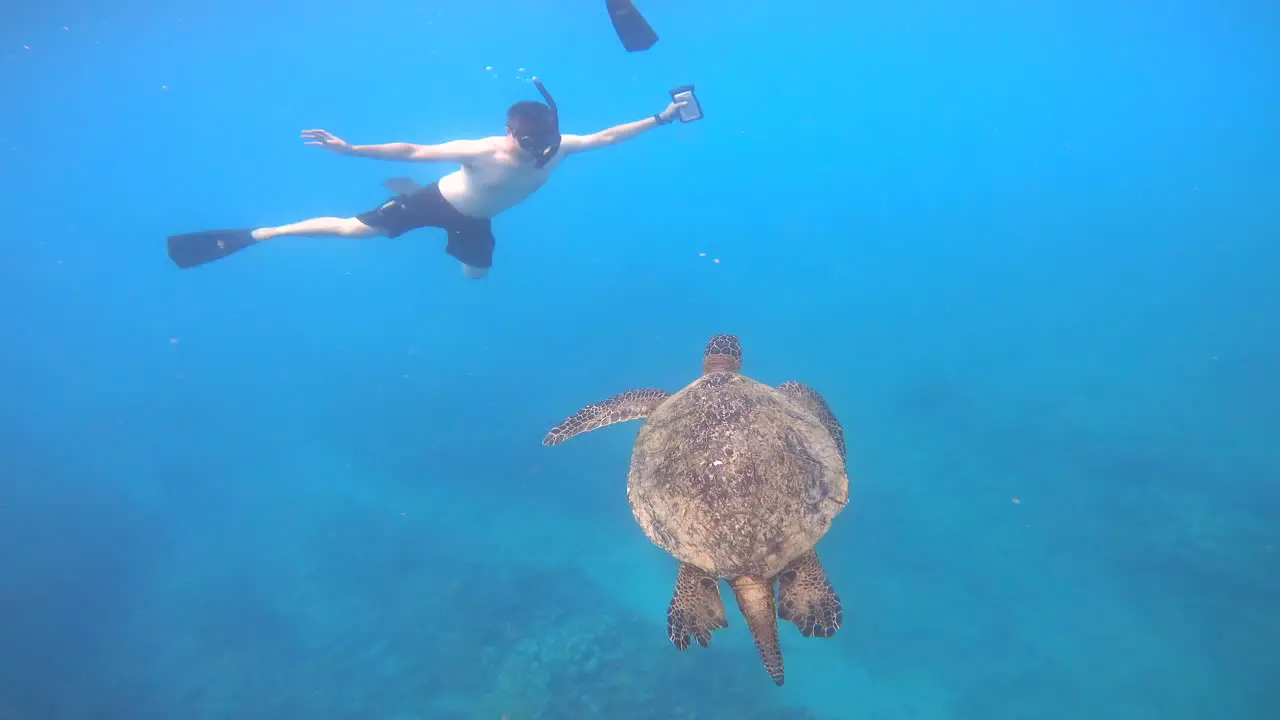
<box><xmin>529</xmin><ymin>78</ymin><xmax>561</xmax><ymax>168</ymax></box>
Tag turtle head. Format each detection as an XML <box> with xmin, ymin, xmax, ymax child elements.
<box><xmin>702</xmin><ymin>334</ymin><xmax>743</xmax><ymax>374</ymax></box>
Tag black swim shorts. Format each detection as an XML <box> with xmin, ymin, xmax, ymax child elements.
<box><xmin>355</xmin><ymin>182</ymin><xmax>496</xmax><ymax>269</ymax></box>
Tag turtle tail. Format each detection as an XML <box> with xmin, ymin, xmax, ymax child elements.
<box><xmin>729</xmin><ymin>575</ymin><xmax>785</xmax><ymax>686</ymax></box>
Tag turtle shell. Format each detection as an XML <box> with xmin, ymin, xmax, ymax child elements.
<box><xmin>626</xmin><ymin>370</ymin><xmax>849</xmax><ymax>578</ymax></box>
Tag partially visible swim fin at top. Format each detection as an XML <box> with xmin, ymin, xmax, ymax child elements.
<box><xmin>606</xmin><ymin>0</ymin><xmax>659</xmax><ymax>52</ymax></box>
<box><xmin>166</xmin><ymin>228</ymin><xmax>256</xmax><ymax>269</ymax></box>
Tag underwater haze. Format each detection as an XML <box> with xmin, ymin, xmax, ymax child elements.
<box><xmin>2</xmin><ymin>0</ymin><xmax>1278</xmax><ymax>718</ymax></box>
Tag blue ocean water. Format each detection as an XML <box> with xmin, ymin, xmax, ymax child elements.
<box><xmin>2</xmin><ymin>0</ymin><xmax>1277</xmax><ymax>717</ymax></box>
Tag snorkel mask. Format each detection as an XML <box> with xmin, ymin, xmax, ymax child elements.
<box><xmin>515</xmin><ymin>79</ymin><xmax>561</xmax><ymax>168</ymax></box>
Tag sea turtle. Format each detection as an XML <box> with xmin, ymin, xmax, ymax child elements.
<box><xmin>542</xmin><ymin>334</ymin><xmax>849</xmax><ymax>686</ymax></box>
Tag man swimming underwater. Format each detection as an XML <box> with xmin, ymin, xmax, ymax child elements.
<box><xmin>167</xmin><ymin>79</ymin><xmax>688</xmax><ymax>279</ymax></box>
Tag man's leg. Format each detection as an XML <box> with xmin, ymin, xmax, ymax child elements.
<box><xmin>250</xmin><ymin>217</ymin><xmax>378</xmax><ymax>241</ymax></box>
<box><xmin>461</xmin><ymin>264</ymin><xmax>489</xmax><ymax>279</ymax></box>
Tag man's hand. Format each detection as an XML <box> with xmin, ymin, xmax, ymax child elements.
<box><xmin>301</xmin><ymin>129</ymin><xmax>352</xmax><ymax>154</ymax></box>
<box><xmin>659</xmin><ymin>100</ymin><xmax>687</xmax><ymax>124</ymax></box>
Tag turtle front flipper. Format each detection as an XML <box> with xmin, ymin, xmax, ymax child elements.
<box><xmin>667</xmin><ymin>562</ymin><xmax>729</xmax><ymax>650</ymax></box>
<box><xmin>777</xmin><ymin>549</ymin><xmax>843</xmax><ymax>638</ymax></box>
<box><xmin>729</xmin><ymin>575</ymin><xmax>785</xmax><ymax>686</ymax></box>
<box><xmin>541</xmin><ymin>388</ymin><xmax>670</xmax><ymax>446</ymax></box>
<box><xmin>778</xmin><ymin>381</ymin><xmax>847</xmax><ymax>462</ymax></box>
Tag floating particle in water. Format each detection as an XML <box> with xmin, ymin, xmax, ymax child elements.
<box><xmin>698</xmin><ymin>252</ymin><xmax>706</xmax><ymax>257</ymax></box>
<box><xmin>169</xmin><ymin>337</ymin><xmax>179</xmax><ymax>344</ymax></box>
<box><xmin>484</xmin><ymin>65</ymin><xmax>493</xmax><ymax>71</ymax></box>
<box><xmin>1011</xmin><ymin>497</ymin><xmax>1021</xmax><ymax>505</ymax></box>
<box><xmin>712</xmin><ymin>257</ymin><xmax>720</xmax><ymax>264</ymax></box>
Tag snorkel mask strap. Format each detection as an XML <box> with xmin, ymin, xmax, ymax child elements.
<box><xmin>530</xmin><ymin>78</ymin><xmax>561</xmax><ymax>168</ymax></box>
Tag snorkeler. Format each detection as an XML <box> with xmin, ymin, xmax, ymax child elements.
<box><xmin>166</xmin><ymin>79</ymin><xmax>690</xmax><ymax>279</ymax></box>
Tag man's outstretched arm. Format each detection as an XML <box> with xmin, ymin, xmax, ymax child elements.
<box><xmin>559</xmin><ymin>100</ymin><xmax>686</xmax><ymax>155</ymax></box>
<box><xmin>300</xmin><ymin>130</ymin><xmax>490</xmax><ymax>163</ymax></box>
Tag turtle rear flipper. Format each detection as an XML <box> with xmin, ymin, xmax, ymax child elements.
<box><xmin>777</xmin><ymin>549</ymin><xmax>843</xmax><ymax>638</ymax></box>
<box><xmin>541</xmin><ymin>388</ymin><xmax>670</xmax><ymax>446</ymax></box>
<box><xmin>778</xmin><ymin>381</ymin><xmax>846</xmax><ymax>462</ymax></box>
<box><xmin>729</xmin><ymin>575</ymin><xmax>786</xmax><ymax>686</ymax></box>
<box><xmin>667</xmin><ymin>562</ymin><xmax>728</xmax><ymax>650</ymax></box>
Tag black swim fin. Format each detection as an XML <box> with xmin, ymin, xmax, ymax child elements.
<box><xmin>166</xmin><ymin>228</ymin><xmax>257</xmax><ymax>269</ymax></box>
<box><xmin>606</xmin><ymin>0</ymin><xmax>659</xmax><ymax>52</ymax></box>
